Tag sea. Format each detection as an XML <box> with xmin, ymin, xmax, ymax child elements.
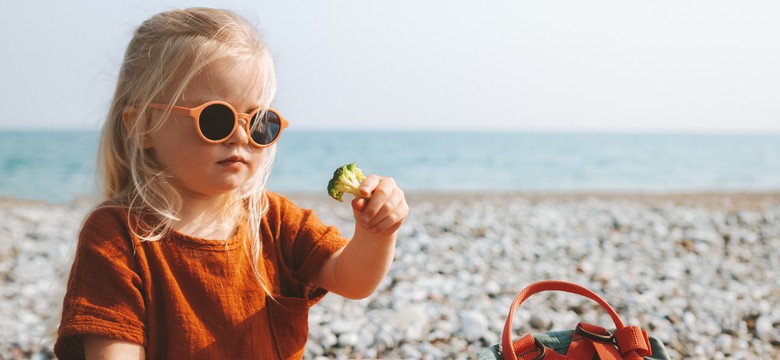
<box><xmin>1</xmin><ymin>130</ymin><xmax>779</xmax><ymax>203</ymax></box>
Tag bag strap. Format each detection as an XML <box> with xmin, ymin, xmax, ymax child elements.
<box><xmin>501</xmin><ymin>280</ymin><xmax>627</xmax><ymax>360</ymax></box>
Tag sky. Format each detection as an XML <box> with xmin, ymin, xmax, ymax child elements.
<box><xmin>2</xmin><ymin>0</ymin><xmax>779</xmax><ymax>132</ymax></box>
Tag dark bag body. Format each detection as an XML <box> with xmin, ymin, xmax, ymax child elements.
<box><xmin>477</xmin><ymin>329</ymin><xmax>670</xmax><ymax>360</ymax></box>
<box><xmin>477</xmin><ymin>280</ymin><xmax>671</xmax><ymax>360</ymax></box>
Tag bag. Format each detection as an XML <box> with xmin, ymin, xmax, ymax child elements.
<box><xmin>477</xmin><ymin>280</ymin><xmax>670</xmax><ymax>360</ymax></box>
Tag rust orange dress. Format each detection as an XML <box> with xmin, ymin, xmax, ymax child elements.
<box><xmin>55</xmin><ymin>192</ymin><xmax>348</xmax><ymax>359</ymax></box>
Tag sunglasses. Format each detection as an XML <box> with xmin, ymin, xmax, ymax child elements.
<box><xmin>148</xmin><ymin>101</ymin><xmax>289</xmax><ymax>147</ymax></box>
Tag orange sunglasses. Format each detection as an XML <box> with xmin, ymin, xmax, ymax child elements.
<box><xmin>149</xmin><ymin>101</ymin><xmax>289</xmax><ymax>148</ymax></box>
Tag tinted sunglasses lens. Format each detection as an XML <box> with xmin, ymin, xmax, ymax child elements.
<box><xmin>199</xmin><ymin>104</ymin><xmax>235</xmax><ymax>141</ymax></box>
<box><xmin>250</xmin><ymin>111</ymin><xmax>282</xmax><ymax>145</ymax></box>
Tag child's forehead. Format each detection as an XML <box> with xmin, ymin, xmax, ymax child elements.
<box><xmin>182</xmin><ymin>58</ymin><xmax>267</xmax><ymax>105</ymax></box>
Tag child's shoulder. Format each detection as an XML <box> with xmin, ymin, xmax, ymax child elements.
<box><xmin>76</xmin><ymin>202</ymin><xmax>137</xmax><ymax>244</ymax></box>
<box><xmin>85</xmin><ymin>201</ymin><xmax>128</xmax><ymax>220</ymax></box>
<box><xmin>261</xmin><ymin>191</ymin><xmax>314</xmax><ymax>221</ymax></box>
<box><xmin>81</xmin><ymin>201</ymin><xmax>135</xmax><ymax>233</ymax></box>
<box><xmin>263</xmin><ymin>191</ymin><xmax>300</xmax><ymax>210</ymax></box>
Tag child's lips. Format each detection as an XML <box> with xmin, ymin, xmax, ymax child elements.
<box><xmin>217</xmin><ymin>156</ymin><xmax>248</xmax><ymax>166</ymax></box>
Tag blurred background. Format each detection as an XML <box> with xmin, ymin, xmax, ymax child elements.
<box><xmin>1</xmin><ymin>0</ymin><xmax>779</xmax><ymax>201</ymax></box>
<box><xmin>2</xmin><ymin>3</ymin><xmax>780</xmax><ymax>358</ymax></box>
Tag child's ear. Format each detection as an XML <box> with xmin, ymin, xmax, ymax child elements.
<box><xmin>122</xmin><ymin>107</ymin><xmax>153</xmax><ymax>149</ymax></box>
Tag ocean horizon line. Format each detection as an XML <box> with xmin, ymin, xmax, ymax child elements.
<box><xmin>2</xmin><ymin>128</ymin><xmax>780</xmax><ymax>136</ymax></box>
<box><xmin>2</xmin><ymin>131</ymin><xmax>778</xmax><ymax>204</ymax></box>
<box><xmin>0</xmin><ymin>187</ymin><xmax>780</xmax><ymax>205</ymax></box>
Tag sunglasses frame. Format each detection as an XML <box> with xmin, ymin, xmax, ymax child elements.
<box><xmin>148</xmin><ymin>101</ymin><xmax>289</xmax><ymax>148</ymax></box>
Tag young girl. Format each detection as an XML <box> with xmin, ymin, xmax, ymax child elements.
<box><xmin>54</xmin><ymin>8</ymin><xmax>408</xmax><ymax>359</ymax></box>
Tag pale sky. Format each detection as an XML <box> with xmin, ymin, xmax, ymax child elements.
<box><xmin>2</xmin><ymin>0</ymin><xmax>779</xmax><ymax>132</ymax></box>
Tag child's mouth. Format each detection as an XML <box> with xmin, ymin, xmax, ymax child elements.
<box><xmin>218</xmin><ymin>156</ymin><xmax>247</xmax><ymax>167</ymax></box>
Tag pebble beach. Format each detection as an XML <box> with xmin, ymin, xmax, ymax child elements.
<box><xmin>1</xmin><ymin>192</ymin><xmax>779</xmax><ymax>359</ymax></box>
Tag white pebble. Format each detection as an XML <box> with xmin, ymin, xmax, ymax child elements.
<box><xmin>460</xmin><ymin>310</ymin><xmax>489</xmax><ymax>341</ymax></box>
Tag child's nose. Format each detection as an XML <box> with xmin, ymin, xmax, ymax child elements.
<box><xmin>226</xmin><ymin>119</ymin><xmax>250</xmax><ymax>146</ymax></box>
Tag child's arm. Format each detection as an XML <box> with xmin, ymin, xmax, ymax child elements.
<box><xmin>313</xmin><ymin>175</ymin><xmax>409</xmax><ymax>299</ymax></box>
<box><xmin>84</xmin><ymin>335</ymin><xmax>145</xmax><ymax>360</ymax></box>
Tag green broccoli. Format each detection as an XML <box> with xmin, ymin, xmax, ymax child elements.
<box><xmin>327</xmin><ymin>162</ymin><xmax>367</xmax><ymax>202</ymax></box>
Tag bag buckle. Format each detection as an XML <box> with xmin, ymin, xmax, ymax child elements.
<box><xmin>576</xmin><ymin>323</ymin><xmax>615</xmax><ymax>343</ymax></box>
<box><xmin>530</xmin><ymin>337</ymin><xmax>547</xmax><ymax>360</ymax></box>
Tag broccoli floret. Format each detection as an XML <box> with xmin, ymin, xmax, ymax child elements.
<box><xmin>327</xmin><ymin>162</ymin><xmax>367</xmax><ymax>202</ymax></box>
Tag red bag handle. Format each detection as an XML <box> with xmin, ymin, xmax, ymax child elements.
<box><xmin>501</xmin><ymin>280</ymin><xmax>626</xmax><ymax>360</ymax></box>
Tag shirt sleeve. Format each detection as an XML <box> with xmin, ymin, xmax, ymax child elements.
<box><xmin>54</xmin><ymin>207</ymin><xmax>147</xmax><ymax>358</ymax></box>
<box><xmin>265</xmin><ymin>193</ymin><xmax>349</xmax><ymax>304</ymax></box>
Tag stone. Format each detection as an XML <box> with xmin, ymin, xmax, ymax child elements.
<box><xmin>754</xmin><ymin>316</ymin><xmax>776</xmax><ymax>342</ymax></box>
<box><xmin>460</xmin><ymin>310</ymin><xmax>489</xmax><ymax>341</ymax></box>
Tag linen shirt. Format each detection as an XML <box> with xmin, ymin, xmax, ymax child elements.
<box><xmin>55</xmin><ymin>192</ymin><xmax>348</xmax><ymax>359</ymax></box>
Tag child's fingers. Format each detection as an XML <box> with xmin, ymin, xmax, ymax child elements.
<box><xmin>350</xmin><ymin>175</ymin><xmax>378</xmax><ymax>216</ymax></box>
<box><xmin>367</xmin><ymin>199</ymin><xmax>409</xmax><ymax>233</ymax></box>
<box><xmin>351</xmin><ymin>196</ymin><xmax>368</xmax><ymax>212</ymax></box>
<box><xmin>354</xmin><ymin>176</ymin><xmax>408</xmax><ymax>232</ymax></box>
<box><xmin>371</xmin><ymin>211</ymin><xmax>407</xmax><ymax>233</ymax></box>
<box><xmin>358</xmin><ymin>175</ymin><xmax>381</xmax><ymax>197</ymax></box>
<box><xmin>364</xmin><ymin>187</ymin><xmax>404</xmax><ymax>229</ymax></box>
<box><xmin>359</xmin><ymin>177</ymin><xmax>398</xmax><ymax>220</ymax></box>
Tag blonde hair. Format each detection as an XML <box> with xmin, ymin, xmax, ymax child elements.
<box><xmin>99</xmin><ymin>8</ymin><xmax>277</xmax><ymax>289</ymax></box>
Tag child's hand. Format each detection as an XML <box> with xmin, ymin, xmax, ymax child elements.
<box><xmin>351</xmin><ymin>175</ymin><xmax>408</xmax><ymax>236</ymax></box>
<box><xmin>317</xmin><ymin>174</ymin><xmax>406</xmax><ymax>298</ymax></box>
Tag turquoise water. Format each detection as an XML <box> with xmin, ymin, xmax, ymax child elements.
<box><xmin>1</xmin><ymin>130</ymin><xmax>778</xmax><ymax>203</ymax></box>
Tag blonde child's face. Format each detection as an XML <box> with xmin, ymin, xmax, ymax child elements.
<box><xmin>146</xmin><ymin>59</ymin><xmax>269</xmax><ymax>199</ymax></box>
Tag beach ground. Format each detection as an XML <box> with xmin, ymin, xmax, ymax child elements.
<box><xmin>1</xmin><ymin>191</ymin><xmax>779</xmax><ymax>359</ymax></box>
